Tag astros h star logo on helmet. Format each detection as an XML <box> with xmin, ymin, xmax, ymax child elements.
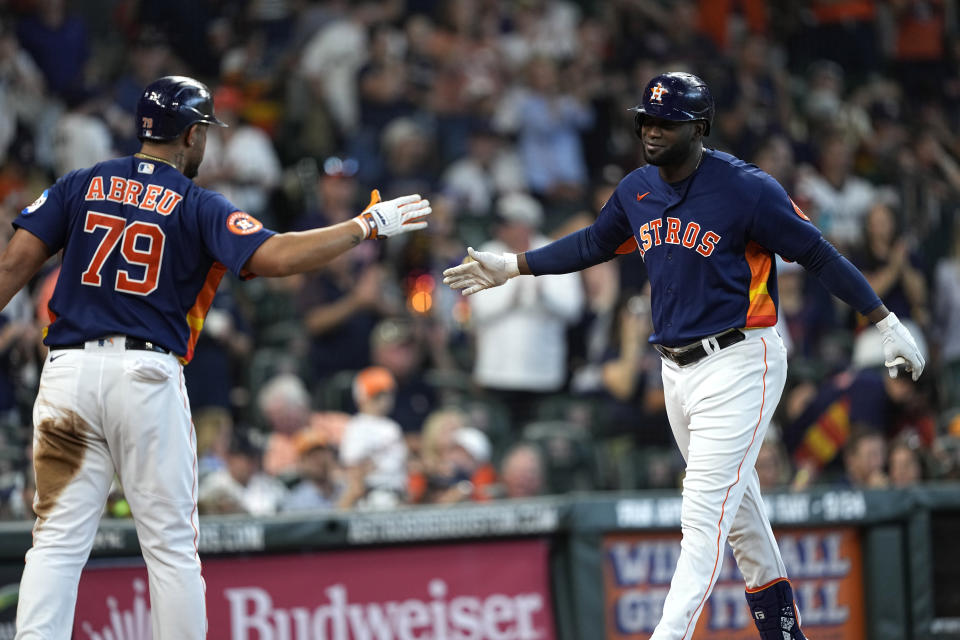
<box><xmin>650</xmin><ymin>82</ymin><xmax>669</xmax><ymax>103</ymax></box>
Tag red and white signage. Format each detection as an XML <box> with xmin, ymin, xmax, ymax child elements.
<box><xmin>75</xmin><ymin>540</ymin><xmax>555</xmax><ymax>640</ymax></box>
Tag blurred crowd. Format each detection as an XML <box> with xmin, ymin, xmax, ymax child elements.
<box><xmin>1</xmin><ymin>0</ymin><xmax>959</xmax><ymax>520</ymax></box>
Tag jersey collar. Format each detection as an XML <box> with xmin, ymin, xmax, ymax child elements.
<box><xmin>134</xmin><ymin>152</ymin><xmax>177</xmax><ymax>170</ymax></box>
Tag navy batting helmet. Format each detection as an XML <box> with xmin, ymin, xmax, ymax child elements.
<box><xmin>631</xmin><ymin>72</ymin><xmax>714</xmax><ymax>137</ymax></box>
<box><xmin>136</xmin><ymin>76</ymin><xmax>227</xmax><ymax>141</ymax></box>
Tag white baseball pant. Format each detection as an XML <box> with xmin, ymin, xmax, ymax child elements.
<box><xmin>653</xmin><ymin>326</ymin><xmax>790</xmax><ymax>639</ymax></box>
<box><xmin>16</xmin><ymin>338</ymin><xmax>206</xmax><ymax>639</ymax></box>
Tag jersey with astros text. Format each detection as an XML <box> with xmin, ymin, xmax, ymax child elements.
<box><xmin>595</xmin><ymin>148</ymin><xmax>822</xmax><ymax>347</ymax></box>
<box><xmin>13</xmin><ymin>155</ymin><xmax>274</xmax><ymax>361</ymax></box>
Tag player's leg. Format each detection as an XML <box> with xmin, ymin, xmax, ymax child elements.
<box><xmin>652</xmin><ymin>328</ymin><xmax>787</xmax><ymax>640</ymax></box>
<box><xmin>661</xmin><ymin>357</ymin><xmax>692</xmax><ymax>462</ymax></box>
<box><xmin>729</xmin><ymin>464</ymin><xmax>806</xmax><ymax>639</ymax></box>
<box><xmin>16</xmin><ymin>354</ymin><xmax>115</xmax><ymax>639</ymax></box>
<box><xmin>105</xmin><ymin>352</ymin><xmax>206</xmax><ymax>640</ymax></box>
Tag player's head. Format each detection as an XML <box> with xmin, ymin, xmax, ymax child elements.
<box><xmin>631</xmin><ymin>72</ymin><xmax>713</xmax><ymax>166</ymax></box>
<box><xmin>136</xmin><ymin>76</ymin><xmax>227</xmax><ymax>177</ymax></box>
<box><xmin>632</xmin><ymin>72</ymin><xmax>714</xmax><ymax>137</ymax></box>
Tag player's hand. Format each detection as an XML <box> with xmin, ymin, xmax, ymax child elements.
<box><xmin>442</xmin><ymin>247</ymin><xmax>519</xmax><ymax>296</ymax></box>
<box><xmin>354</xmin><ymin>189</ymin><xmax>431</xmax><ymax>239</ymax></box>
<box><xmin>876</xmin><ymin>311</ymin><xmax>925</xmax><ymax>381</ymax></box>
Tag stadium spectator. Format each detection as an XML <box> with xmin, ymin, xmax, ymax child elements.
<box><xmin>296</xmin><ymin>4</ymin><xmax>369</xmax><ymax>136</ymax></box>
<box><xmin>796</xmin><ymin>133</ymin><xmax>879</xmax><ymax>251</ymax></box>
<box><xmin>196</xmin><ymin>86</ymin><xmax>282</xmax><ymax>225</ymax></box>
<box><xmin>338</xmin><ymin>366</ymin><xmax>408</xmax><ymax>509</ymax></box>
<box><xmin>696</xmin><ymin>0</ymin><xmax>768</xmax><ymax>53</ymax></box>
<box><xmin>369</xmin><ymin>316</ymin><xmax>437</xmax><ymax>435</ymax></box>
<box><xmin>897</xmin><ymin>126</ymin><xmax>960</xmax><ymax>253</ymax></box>
<box><xmin>467</xmin><ymin>193</ymin><xmax>584</xmax><ymax>430</ymax></box>
<box><xmin>292</xmin><ymin>155</ymin><xmax>363</xmax><ymax>231</ymax></box>
<box><xmin>887</xmin><ymin>435</ymin><xmax>925</xmax><ymax>488</ymax></box>
<box><xmin>198</xmin><ymin>430</ymin><xmax>289</xmax><ymax>516</ymax></box>
<box><xmin>15</xmin><ymin>0</ymin><xmax>90</xmax><ymax>104</ymax></box>
<box><xmin>440</xmin><ymin>122</ymin><xmax>526</xmax><ymax>218</ymax></box>
<box><xmin>50</xmin><ymin>105</ymin><xmax>114</xmax><ymax>177</ymax></box>
<box><xmin>752</xmin><ymin>134</ymin><xmax>797</xmax><ymax>193</ymax></box>
<box><xmin>408</xmin><ymin>406</ymin><xmax>464</xmax><ymax>504</ymax></box>
<box><xmin>107</xmin><ymin>29</ymin><xmax>173</xmax><ymax>155</ymax></box>
<box><xmin>495</xmin><ymin>56</ymin><xmax>593</xmax><ymax>206</ymax></box>
<box><xmin>298</xmin><ymin>251</ymin><xmax>396</xmax><ymax>388</ymax></box>
<box><xmin>841</xmin><ymin>426</ymin><xmax>889</xmax><ymax>489</ymax></box>
<box><xmin>755</xmin><ymin>429</ymin><xmax>793</xmax><ymax>492</ymax></box>
<box><xmin>378</xmin><ymin>116</ymin><xmax>437</xmax><ymax>200</ymax></box>
<box><xmin>499</xmin><ymin>442</ymin><xmax>546</xmax><ymax>499</ymax></box>
<box><xmin>0</xmin><ymin>293</ymin><xmax>34</xmax><ymax>435</ymax></box>
<box><xmin>258</xmin><ymin>373</ymin><xmax>314</xmax><ymax>479</ymax></box>
<box><xmin>409</xmin><ymin>412</ymin><xmax>497</xmax><ymax>504</ymax></box>
<box><xmin>0</xmin><ymin>23</ymin><xmax>47</xmax><ymax>166</ymax></box>
<box><xmin>849</xmin><ymin>202</ymin><xmax>928</xmax><ymax>328</ymax></box>
<box><xmin>786</xmin><ymin>324</ymin><xmax>934</xmax><ymax>488</ymax></box>
<box><xmin>281</xmin><ymin>427</ymin><xmax>342</xmax><ymax>512</ymax></box>
<box><xmin>792</xmin><ymin>0</ymin><xmax>881</xmax><ymax>79</ymax></box>
<box><xmin>194</xmin><ymin>409</ymin><xmax>231</xmax><ymax>480</ymax></box>
<box><xmin>183</xmin><ymin>280</ymin><xmax>253</xmax><ymax>415</ymax></box>
<box><xmin>933</xmin><ymin>226</ymin><xmax>960</xmax><ymax>410</ymax></box>
<box><xmin>710</xmin><ymin>34</ymin><xmax>792</xmax><ymax>160</ymax></box>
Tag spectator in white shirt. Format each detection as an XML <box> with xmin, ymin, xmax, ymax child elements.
<box><xmin>468</xmin><ymin>193</ymin><xmax>584</xmax><ymax>429</ymax></box>
<box><xmin>196</xmin><ymin>86</ymin><xmax>282</xmax><ymax>224</ymax></box>
<box><xmin>338</xmin><ymin>367</ymin><xmax>408</xmax><ymax>509</ymax></box>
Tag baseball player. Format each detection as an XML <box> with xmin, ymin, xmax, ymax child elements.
<box><xmin>444</xmin><ymin>72</ymin><xmax>924</xmax><ymax>640</ymax></box>
<box><xmin>0</xmin><ymin>75</ymin><xmax>430</xmax><ymax>639</ymax></box>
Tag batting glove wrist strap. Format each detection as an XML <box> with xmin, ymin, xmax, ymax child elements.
<box><xmin>353</xmin><ymin>189</ymin><xmax>431</xmax><ymax>240</ymax></box>
<box><xmin>875</xmin><ymin>311</ymin><xmax>901</xmax><ymax>333</ymax></box>
<box><xmin>504</xmin><ymin>252</ymin><xmax>520</xmax><ymax>278</ymax></box>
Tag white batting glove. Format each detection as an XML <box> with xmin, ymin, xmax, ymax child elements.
<box><xmin>442</xmin><ymin>247</ymin><xmax>520</xmax><ymax>296</ymax></box>
<box><xmin>353</xmin><ymin>190</ymin><xmax>431</xmax><ymax>239</ymax></box>
<box><xmin>876</xmin><ymin>312</ymin><xmax>925</xmax><ymax>381</ymax></box>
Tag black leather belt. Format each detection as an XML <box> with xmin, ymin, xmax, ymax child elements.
<box><xmin>52</xmin><ymin>337</ymin><xmax>170</xmax><ymax>354</ymax></box>
<box><xmin>655</xmin><ymin>329</ymin><xmax>746</xmax><ymax>367</ymax></box>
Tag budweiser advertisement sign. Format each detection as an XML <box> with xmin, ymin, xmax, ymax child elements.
<box><xmin>74</xmin><ymin>539</ymin><xmax>555</xmax><ymax>640</ymax></box>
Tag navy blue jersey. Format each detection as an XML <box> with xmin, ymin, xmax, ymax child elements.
<box><xmin>13</xmin><ymin>155</ymin><xmax>274</xmax><ymax>360</ymax></box>
<box><xmin>591</xmin><ymin>149</ymin><xmax>821</xmax><ymax>346</ymax></box>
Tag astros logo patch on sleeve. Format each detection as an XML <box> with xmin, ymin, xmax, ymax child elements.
<box><xmin>227</xmin><ymin>211</ymin><xmax>264</xmax><ymax>235</ymax></box>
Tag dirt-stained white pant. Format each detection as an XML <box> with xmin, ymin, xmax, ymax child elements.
<box><xmin>16</xmin><ymin>338</ymin><xmax>206</xmax><ymax>639</ymax></box>
<box><xmin>653</xmin><ymin>326</ymin><xmax>790</xmax><ymax>640</ymax></box>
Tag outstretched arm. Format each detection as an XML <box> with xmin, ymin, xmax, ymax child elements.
<box><xmin>443</xmin><ymin>221</ymin><xmax>626</xmax><ymax>295</ymax></box>
<box><xmin>245</xmin><ymin>190</ymin><xmax>431</xmax><ymax>277</ymax></box>
<box><xmin>444</xmin><ymin>189</ymin><xmax>632</xmax><ymax>296</ymax></box>
<box><xmin>798</xmin><ymin>237</ymin><xmax>925</xmax><ymax>380</ymax></box>
<box><xmin>0</xmin><ymin>229</ymin><xmax>51</xmax><ymax>311</ymax></box>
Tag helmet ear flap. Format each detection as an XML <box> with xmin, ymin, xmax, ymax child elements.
<box><xmin>634</xmin><ymin>112</ymin><xmax>644</xmax><ymax>139</ymax></box>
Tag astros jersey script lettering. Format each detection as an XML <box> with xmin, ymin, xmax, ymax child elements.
<box><xmin>13</xmin><ymin>155</ymin><xmax>274</xmax><ymax>360</ymax></box>
<box><xmin>593</xmin><ymin>148</ymin><xmax>821</xmax><ymax>347</ymax></box>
